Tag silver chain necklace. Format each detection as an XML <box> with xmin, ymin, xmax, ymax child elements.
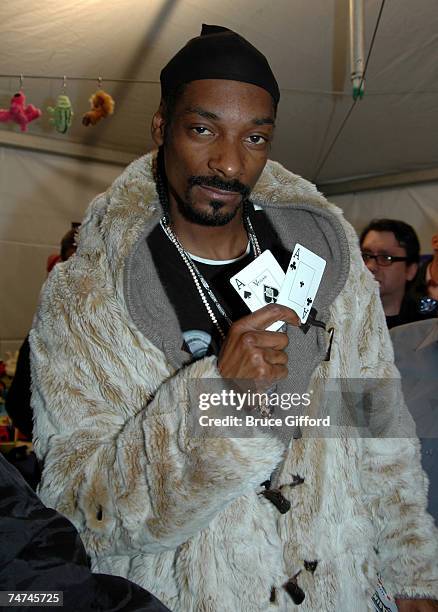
<box><xmin>160</xmin><ymin>215</ymin><xmax>261</xmax><ymax>340</ymax></box>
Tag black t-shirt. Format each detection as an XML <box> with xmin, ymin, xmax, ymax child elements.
<box><xmin>386</xmin><ymin>291</ymin><xmax>437</xmax><ymax>329</ymax></box>
<box><xmin>148</xmin><ymin>209</ymin><xmax>290</xmax><ymax>358</ymax></box>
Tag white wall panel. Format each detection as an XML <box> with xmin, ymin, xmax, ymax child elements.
<box><xmin>0</xmin><ymin>146</ymin><xmax>122</xmax><ymax>359</ymax></box>
<box><xmin>331</xmin><ymin>181</ymin><xmax>438</xmax><ymax>253</ymax></box>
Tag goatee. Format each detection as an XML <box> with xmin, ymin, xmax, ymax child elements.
<box><xmin>173</xmin><ymin>175</ymin><xmax>251</xmax><ymax>227</ymax></box>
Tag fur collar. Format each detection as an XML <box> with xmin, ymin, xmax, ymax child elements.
<box><xmin>84</xmin><ymin>151</ymin><xmax>351</xmax><ymax>276</ymax></box>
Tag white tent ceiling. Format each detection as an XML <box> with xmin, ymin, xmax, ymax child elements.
<box><xmin>1</xmin><ymin>0</ymin><xmax>437</xmax><ymax>186</ymax></box>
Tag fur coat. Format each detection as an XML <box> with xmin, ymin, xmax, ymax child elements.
<box><xmin>30</xmin><ymin>152</ymin><xmax>438</xmax><ymax>611</ymax></box>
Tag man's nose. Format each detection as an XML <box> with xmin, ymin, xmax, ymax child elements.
<box><xmin>208</xmin><ymin>138</ymin><xmax>244</xmax><ymax>179</ymax></box>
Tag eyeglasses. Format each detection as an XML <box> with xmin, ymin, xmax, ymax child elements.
<box><xmin>361</xmin><ymin>252</ymin><xmax>409</xmax><ymax>267</ymax></box>
<box><xmin>419</xmin><ymin>296</ymin><xmax>438</xmax><ymax>314</ymax></box>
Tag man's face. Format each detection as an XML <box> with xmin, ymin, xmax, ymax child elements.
<box><xmin>361</xmin><ymin>230</ymin><xmax>417</xmax><ymax>298</ymax></box>
<box><xmin>152</xmin><ymin>79</ymin><xmax>275</xmax><ymax>226</ymax></box>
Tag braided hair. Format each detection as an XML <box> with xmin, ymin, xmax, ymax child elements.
<box><xmin>155</xmin><ymin>145</ymin><xmax>170</xmax><ymax>222</ymax></box>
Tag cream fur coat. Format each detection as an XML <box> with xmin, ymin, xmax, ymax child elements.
<box><xmin>30</xmin><ymin>153</ymin><xmax>438</xmax><ymax>611</ymax></box>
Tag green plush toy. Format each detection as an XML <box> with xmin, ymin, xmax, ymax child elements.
<box><xmin>47</xmin><ymin>94</ymin><xmax>74</xmax><ymax>134</ymax></box>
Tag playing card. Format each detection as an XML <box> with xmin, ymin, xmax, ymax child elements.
<box><xmin>229</xmin><ymin>249</ymin><xmax>285</xmax><ymax>331</ymax></box>
<box><xmin>277</xmin><ymin>243</ymin><xmax>326</xmax><ymax>323</ymax></box>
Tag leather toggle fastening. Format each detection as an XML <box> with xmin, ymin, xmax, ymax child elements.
<box><xmin>299</xmin><ymin>307</ymin><xmax>324</xmax><ymax>335</ymax></box>
<box><xmin>293</xmin><ymin>427</ymin><xmax>303</xmax><ymax>440</ymax></box>
<box><xmin>304</xmin><ymin>560</ymin><xmax>318</xmax><ymax>573</ymax></box>
<box><xmin>324</xmin><ymin>327</ymin><xmax>335</xmax><ymax>361</ymax></box>
<box><xmin>299</xmin><ymin>307</ymin><xmax>334</xmax><ymax>361</ymax></box>
<box><xmin>269</xmin><ymin>586</ymin><xmax>276</xmax><ymax>603</ymax></box>
<box><xmin>283</xmin><ymin>474</ymin><xmax>305</xmax><ymax>488</ymax></box>
<box><xmin>283</xmin><ymin>571</ymin><xmax>305</xmax><ymax>605</ymax></box>
<box><xmin>259</xmin><ymin>488</ymin><xmax>291</xmax><ymax>514</ymax></box>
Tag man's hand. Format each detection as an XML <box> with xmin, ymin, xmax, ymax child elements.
<box><xmin>217</xmin><ymin>304</ymin><xmax>299</xmax><ymax>387</ymax></box>
<box><xmin>395</xmin><ymin>599</ymin><xmax>438</xmax><ymax>611</ymax></box>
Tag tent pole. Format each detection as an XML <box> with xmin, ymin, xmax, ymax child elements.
<box><xmin>350</xmin><ymin>0</ymin><xmax>365</xmax><ymax>99</ymax></box>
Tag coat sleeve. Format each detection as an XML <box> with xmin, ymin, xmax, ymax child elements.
<box><xmin>355</xmin><ymin>267</ymin><xmax>438</xmax><ymax>599</ymax></box>
<box><xmin>29</xmin><ymin>258</ymin><xmax>284</xmax><ymax>558</ymax></box>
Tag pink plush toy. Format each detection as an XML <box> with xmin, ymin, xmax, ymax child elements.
<box><xmin>0</xmin><ymin>91</ymin><xmax>42</xmax><ymax>131</ymax></box>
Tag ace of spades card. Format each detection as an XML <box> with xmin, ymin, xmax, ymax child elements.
<box><xmin>229</xmin><ymin>249</ymin><xmax>286</xmax><ymax>331</ymax></box>
<box><xmin>277</xmin><ymin>243</ymin><xmax>326</xmax><ymax>323</ymax></box>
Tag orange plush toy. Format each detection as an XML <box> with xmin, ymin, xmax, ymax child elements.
<box><xmin>82</xmin><ymin>89</ymin><xmax>115</xmax><ymax>126</ymax></box>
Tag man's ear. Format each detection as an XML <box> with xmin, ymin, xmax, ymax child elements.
<box><xmin>406</xmin><ymin>262</ymin><xmax>418</xmax><ymax>282</ymax></box>
<box><xmin>431</xmin><ymin>233</ymin><xmax>438</xmax><ymax>253</ymax></box>
<box><xmin>151</xmin><ymin>105</ymin><xmax>166</xmax><ymax>146</ymax></box>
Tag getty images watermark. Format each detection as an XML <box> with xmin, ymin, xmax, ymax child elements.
<box><xmin>197</xmin><ymin>389</ymin><xmax>330</xmax><ymax>429</ymax></box>
<box><xmin>187</xmin><ymin>377</ymin><xmax>430</xmax><ymax>439</ymax></box>
<box><xmin>186</xmin><ymin>382</ymin><xmax>333</xmax><ymax>438</ymax></box>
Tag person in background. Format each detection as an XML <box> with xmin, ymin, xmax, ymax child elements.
<box><xmin>360</xmin><ymin>218</ymin><xmax>422</xmax><ymax>328</ymax></box>
<box><xmin>407</xmin><ymin>232</ymin><xmax>438</xmax><ymax>318</ymax></box>
<box><xmin>4</xmin><ymin>225</ymin><xmax>79</xmax><ymax>487</ymax></box>
<box><xmin>46</xmin><ymin>222</ymin><xmax>80</xmax><ymax>273</ymax></box>
<box><xmin>391</xmin><ymin>317</ymin><xmax>438</xmax><ymax>526</ymax></box>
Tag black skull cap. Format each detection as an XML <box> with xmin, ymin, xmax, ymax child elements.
<box><xmin>160</xmin><ymin>24</ymin><xmax>280</xmax><ymax>105</ymax></box>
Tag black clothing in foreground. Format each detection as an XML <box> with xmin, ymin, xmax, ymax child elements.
<box><xmin>405</xmin><ymin>257</ymin><xmax>438</xmax><ymax>319</ymax></box>
<box><xmin>386</xmin><ymin>272</ymin><xmax>438</xmax><ymax>329</ymax></box>
<box><xmin>0</xmin><ymin>454</ymin><xmax>170</xmax><ymax>612</ymax></box>
<box><xmin>386</xmin><ymin>257</ymin><xmax>438</xmax><ymax>329</ymax></box>
<box><xmin>5</xmin><ymin>335</ymin><xmax>32</xmax><ymax>439</ymax></box>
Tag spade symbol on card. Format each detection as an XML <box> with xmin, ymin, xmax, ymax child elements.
<box><xmin>263</xmin><ymin>285</ymin><xmax>279</xmax><ymax>304</ymax></box>
<box><xmin>243</xmin><ymin>290</ymin><xmax>252</xmax><ymax>299</ymax></box>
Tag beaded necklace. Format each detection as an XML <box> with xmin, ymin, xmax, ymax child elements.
<box><xmin>160</xmin><ymin>215</ymin><xmax>261</xmax><ymax>340</ymax></box>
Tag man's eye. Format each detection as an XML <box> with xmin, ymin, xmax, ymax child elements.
<box><xmin>191</xmin><ymin>126</ymin><xmax>213</xmax><ymax>136</ymax></box>
<box><xmin>246</xmin><ymin>134</ymin><xmax>268</xmax><ymax>145</ymax></box>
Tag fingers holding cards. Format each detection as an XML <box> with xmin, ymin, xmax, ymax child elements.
<box><xmin>237</xmin><ymin>303</ymin><xmax>300</xmax><ymax>333</ymax></box>
<box><xmin>217</xmin><ymin>304</ymin><xmax>298</xmax><ymax>383</ymax></box>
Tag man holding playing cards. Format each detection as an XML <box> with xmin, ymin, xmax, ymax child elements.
<box><xmin>30</xmin><ymin>25</ymin><xmax>438</xmax><ymax>612</ymax></box>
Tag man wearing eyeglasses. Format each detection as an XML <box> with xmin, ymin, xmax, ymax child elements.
<box><xmin>360</xmin><ymin>219</ymin><xmax>422</xmax><ymax>328</ymax></box>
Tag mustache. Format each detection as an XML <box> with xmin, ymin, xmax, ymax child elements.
<box><xmin>188</xmin><ymin>175</ymin><xmax>251</xmax><ymax>198</ymax></box>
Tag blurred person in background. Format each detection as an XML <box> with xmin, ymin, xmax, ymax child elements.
<box><xmin>4</xmin><ymin>224</ymin><xmax>79</xmax><ymax>488</ymax></box>
<box><xmin>360</xmin><ymin>219</ymin><xmax>422</xmax><ymax>328</ymax></box>
<box><xmin>391</xmin><ymin>316</ymin><xmax>438</xmax><ymax>526</ymax></box>
<box><xmin>406</xmin><ymin>232</ymin><xmax>438</xmax><ymax>319</ymax></box>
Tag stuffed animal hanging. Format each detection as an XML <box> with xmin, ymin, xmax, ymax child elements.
<box><xmin>47</xmin><ymin>94</ymin><xmax>74</xmax><ymax>134</ymax></box>
<box><xmin>0</xmin><ymin>91</ymin><xmax>42</xmax><ymax>131</ymax></box>
<box><xmin>82</xmin><ymin>89</ymin><xmax>115</xmax><ymax>126</ymax></box>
